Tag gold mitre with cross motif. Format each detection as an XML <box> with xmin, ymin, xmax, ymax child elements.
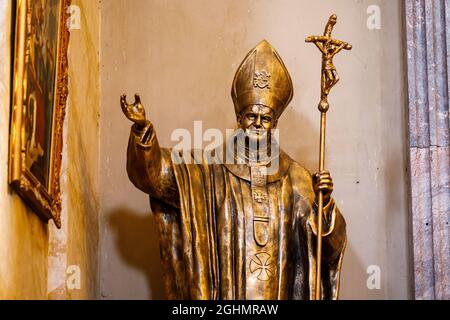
<box><xmin>232</xmin><ymin>40</ymin><xmax>293</xmax><ymax>119</ymax></box>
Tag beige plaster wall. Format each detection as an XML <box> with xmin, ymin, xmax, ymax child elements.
<box><xmin>99</xmin><ymin>0</ymin><xmax>411</xmax><ymax>299</ymax></box>
<box><xmin>0</xmin><ymin>0</ymin><xmax>101</xmax><ymax>299</ymax></box>
<box><xmin>57</xmin><ymin>0</ymin><xmax>101</xmax><ymax>299</ymax></box>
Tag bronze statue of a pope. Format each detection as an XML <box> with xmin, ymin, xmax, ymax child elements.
<box><xmin>120</xmin><ymin>40</ymin><xmax>346</xmax><ymax>300</ymax></box>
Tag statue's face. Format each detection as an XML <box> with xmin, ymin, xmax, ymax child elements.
<box><xmin>238</xmin><ymin>105</ymin><xmax>277</xmax><ymax>142</ymax></box>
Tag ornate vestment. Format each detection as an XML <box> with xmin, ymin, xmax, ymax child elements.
<box><xmin>126</xmin><ymin>124</ymin><xmax>346</xmax><ymax>300</ymax></box>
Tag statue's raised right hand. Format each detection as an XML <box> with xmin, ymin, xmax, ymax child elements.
<box><xmin>120</xmin><ymin>94</ymin><xmax>147</xmax><ymax>128</ymax></box>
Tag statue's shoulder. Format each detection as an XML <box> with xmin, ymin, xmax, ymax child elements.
<box><xmin>280</xmin><ymin>150</ymin><xmax>313</xmax><ymax>184</ymax></box>
<box><xmin>282</xmin><ymin>152</ymin><xmax>315</xmax><ymax>201</ymax></box>
<box><xmin>280</xmin><ymin>150</ymin><xmax>312</xmax><ymax>176</ymax></box>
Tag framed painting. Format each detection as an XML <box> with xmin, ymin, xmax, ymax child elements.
<box><xmin>9</xmin><ymin>0</ymin><xmax>71</xmax><ymax>228</ymax></box>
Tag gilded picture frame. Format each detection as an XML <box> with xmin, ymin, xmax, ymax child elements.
<box><xmin>9</xmin><ymin>0</ymin><xmax>71</xmax><ymax>228</ymax></box>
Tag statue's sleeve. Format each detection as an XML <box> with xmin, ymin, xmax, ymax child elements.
<box><xmin>126</xmin><ymin>122</ymin><xmax>179</xmax><ymax>208</ymax></box>
<box><xmin>289</xmin><ymin>162</ymin><xmax>346</xmax><ymax>299</ymax></box>
<box><xmin>308</xmin><ymin>199</ymin><xmax>347</xmax><ymax>299</ymax></box>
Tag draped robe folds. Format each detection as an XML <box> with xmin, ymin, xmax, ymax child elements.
<box><xmin>126</xmin><ymin>123</ymin><xmax>347</xmax><ymax>300</ymax></box>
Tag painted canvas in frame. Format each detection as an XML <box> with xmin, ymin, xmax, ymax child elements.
<box><xmin>9</xmin><ymin>0</ymin><xmax>71</xmax><ymax>227</ymax></box>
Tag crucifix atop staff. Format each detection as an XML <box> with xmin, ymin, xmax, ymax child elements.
<box><xmin>305</xmin><ymin>14</ymin><xmax>352</xmax><ymax>300</ymax></box>
<box><xmin>306</xmin><ymin>14</ymin><xmax>352</xmax><ymax>112</ymax></box>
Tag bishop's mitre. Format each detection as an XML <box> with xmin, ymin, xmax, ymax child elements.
<box><xmin>231</xmin><ymin>40</ymin><xmax>293</xmax><ymax>120</ymax></box>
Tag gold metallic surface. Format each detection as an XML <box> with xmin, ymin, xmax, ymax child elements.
<box><xmin>121</xmin><ymin>39</ymin><xmax>347</xmax><ymax>300</ymax></box>
<box><xmin>306</xmin><ymin>14</ymin><xmax>352</xmax><ymax>300</ymax></box>
<box><xmin>231</xmin><ymin>40</ymin><xmax>293</xmax><ymax>120</ymax></box>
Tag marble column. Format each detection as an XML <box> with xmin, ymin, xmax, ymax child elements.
<box><xmin>405</xmin><ymin>0</ymin><xmax>450</xmax><ymax>300</ymax></box>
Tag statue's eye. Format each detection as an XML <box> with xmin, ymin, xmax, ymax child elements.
<box><xmin>247</xmin><ymin>114</ymin><xmax>256</xmax><ymax>120</ymax></box>
<box><xmin>262</xmin><ymin>116</ymin><xmax>272</xmax><ymax>123</ymax></box>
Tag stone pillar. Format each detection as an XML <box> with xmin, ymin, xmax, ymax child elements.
<box><xmin>405</xmin><ymin>0</ymin><xmax>449</xmax><ymax>300</ymax></box>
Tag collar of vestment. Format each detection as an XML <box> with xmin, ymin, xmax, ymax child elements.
<box><xmin>223</xmin><ymin>149</ymin><xmax>291</xmax><ymax>183</ymax></box>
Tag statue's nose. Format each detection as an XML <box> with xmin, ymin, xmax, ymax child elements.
<box><xmin>254</xmin><ymin>115</ymin><xmax>262</xmax><ymax>128</ymax></box>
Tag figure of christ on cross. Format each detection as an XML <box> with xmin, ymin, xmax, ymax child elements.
<box><xmin>306</xmin><ymin>14</ymin><xmax>352</xmax><ymax>110</ymax></box>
